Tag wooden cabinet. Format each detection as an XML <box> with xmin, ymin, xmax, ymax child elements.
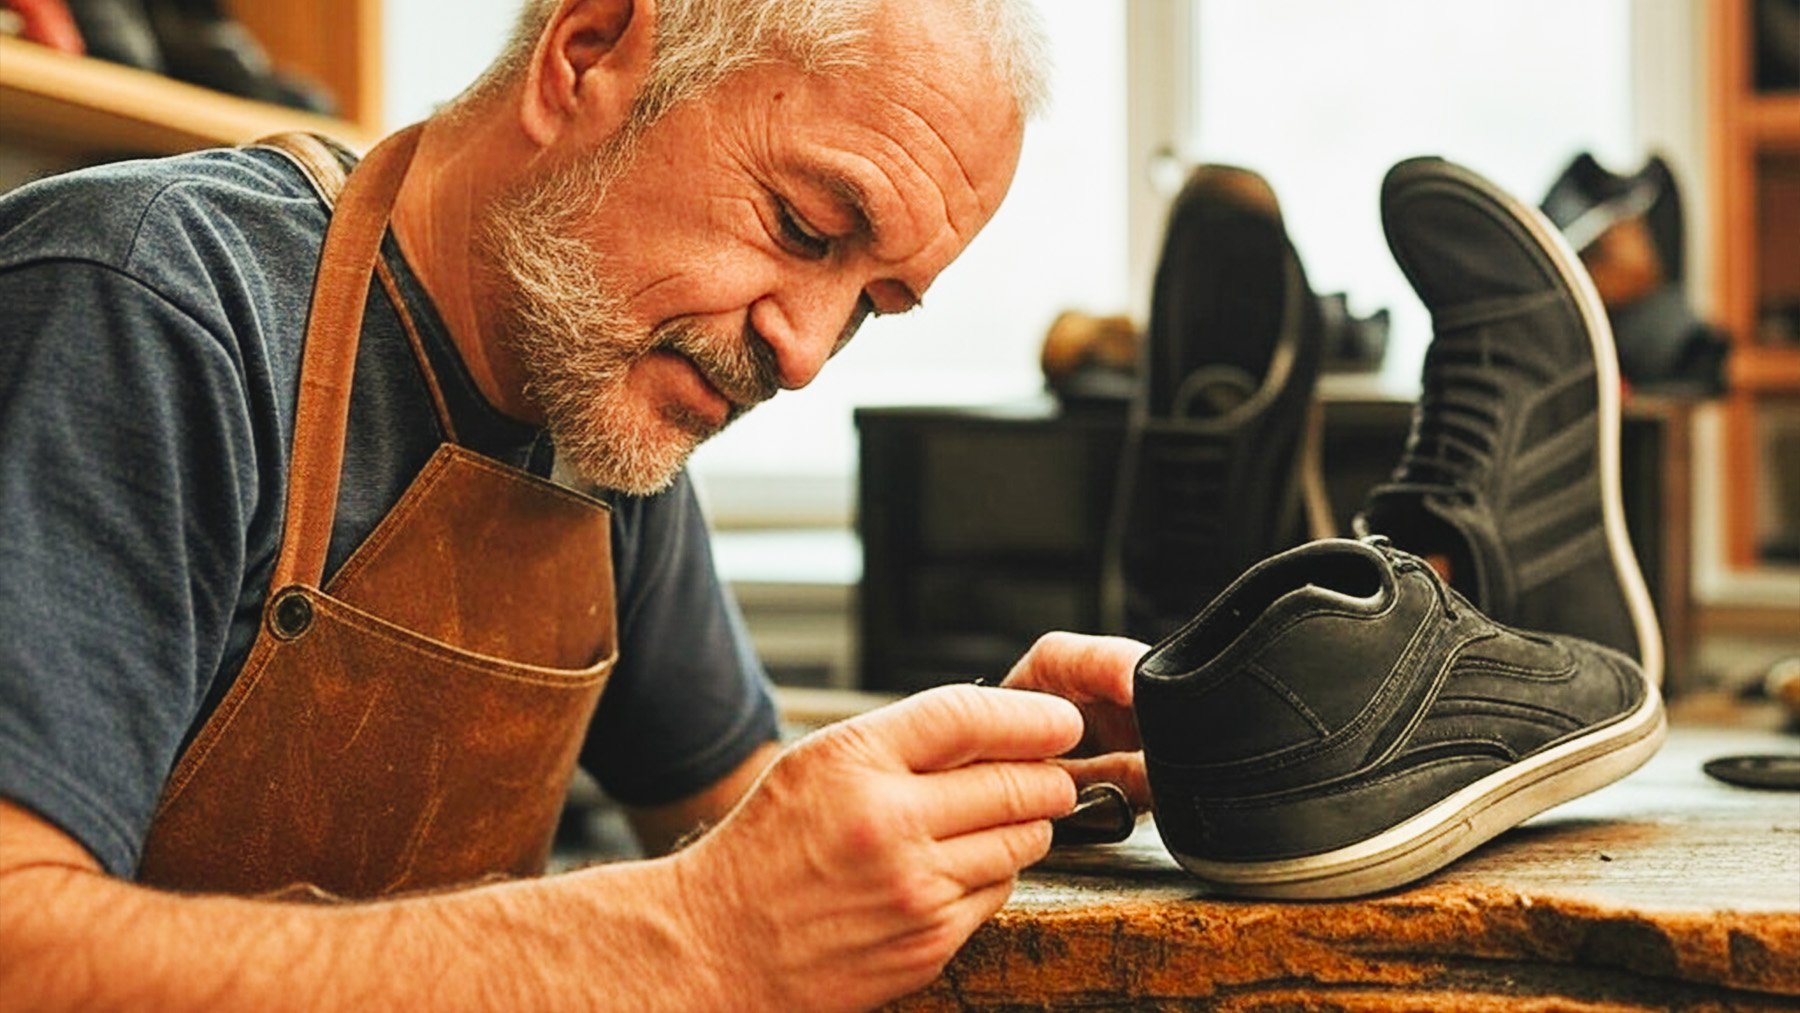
<box><xmin>1708</xmin><ymin>0</ymin><xmax>1800</xmax><ymax>567</ymax></box>
<box><xmin>0</xmin><ymin>0</ymin><xmax>380</xmax><ymax>159</ymax></box>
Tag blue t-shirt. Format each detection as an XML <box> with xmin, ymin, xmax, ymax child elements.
<box><xmin>0</xmin><ymin>146</ymin><xmax>778</xmax><ymax>878</ymax></box>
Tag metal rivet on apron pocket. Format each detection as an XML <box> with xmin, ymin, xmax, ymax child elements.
<box><xmin>269</xmin><ymin>588</ymin><xmax>315</xmax><ymax>640</ymax></box>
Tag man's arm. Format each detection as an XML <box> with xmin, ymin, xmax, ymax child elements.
<box><xmin>2</xmin><ymin>685</ymin><xmax>1081</xmax><ymax>1012</ymax></box>
<box><xmin>0</xmin><ymin>799</ymin><xmax>716</xmax><ymax>1010</ymax></box>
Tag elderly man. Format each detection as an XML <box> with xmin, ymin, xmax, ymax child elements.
<box><xmin>0</xmin><ymin>0</ymin><xmax>1147</xmax><ymax>1008</ymax></box>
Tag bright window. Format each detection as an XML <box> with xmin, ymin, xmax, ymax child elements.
<box><xmin>1184</xmin><ymin>0</ymin><xmax>1636</xmax><ymax>390</ymax></box>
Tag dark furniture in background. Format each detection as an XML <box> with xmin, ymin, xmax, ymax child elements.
<box><xmin>856</xmin><ymin>395</ymin><xmax>1694</xmax><ymax>696</ymax></box>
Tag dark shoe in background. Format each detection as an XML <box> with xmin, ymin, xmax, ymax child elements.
<box><xmin>1106</xmin><ymin>165</ymin><xmax>1324</xmax><ymax>642</ymax></box>
<box><xmin>1317</xmin><ymin>292</ymin><xmax>1391</xmax><ymax>374</ymax></box>
<box><xmin>144</xmin><ymin>0</ymin><xmax>336</xmax><ymax>113</ymax></box>
<box><xmin>1540</xmin><ymin>152</ymin><xmax>1728</xmax><ymax>396</ymax></box>
<box><xmin>1357</xmin><ymin>156</ymin><xmax>1664</xmax><ymax>686</ymax></box>
<box><xmin>65</xmin><ymin>0</ymin><xmax>162</xmax><ymax>70</ymax></box>
<box><xmin>1136</xmin><ymin>537</ymin><xmax>1665</xmax><ymax>898</ymax></box>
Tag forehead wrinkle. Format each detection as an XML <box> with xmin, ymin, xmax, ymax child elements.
<box><xmin>881</xmin><ymin>78</ymin><xmax>1014</xmax><ymax>243</ymax></box>
<box><xmin>909</xmin><ymin>81</ymin><xmax>987</xmax><ymax>197</ymax></box>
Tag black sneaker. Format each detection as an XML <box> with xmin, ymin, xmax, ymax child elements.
<box><xmin>1136</xmin><ymin>537</ymin><xmax>1665</xmax><ymax>899</ymax></box>
<box><xmin>1106</xmin><ymin>166</ymin><xmax>1324</xmax><ymax>642</ymax></box>
<box><xmin>1355</xmin><ymin>157</ymin><xmax>1664</xmax><ymax>686</ymax></box>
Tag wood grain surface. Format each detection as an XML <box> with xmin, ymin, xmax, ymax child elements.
<box><xmin>897</xmin><ymin>717</ymin><xmax>1800</xmax><ymax>1010</ymax></box>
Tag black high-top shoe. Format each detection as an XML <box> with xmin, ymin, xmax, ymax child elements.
<box><xmin>1356</xmin><ymin>157</ymin><xmax>1664</xmax><ymax>686</ymax></box>
<box><xmin>1137</xmin><ymin>537</ymin><xmax>1665</xmax><ymax>899</ymax></box>
<box><xmin>1107</xmin><ymin>166</ymin><xmax>1324</xmax><ymax>643</ymax></box>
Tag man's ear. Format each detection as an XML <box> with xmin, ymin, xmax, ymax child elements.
<box><xmin>518</xmin><ymin>0</ymin><xmax>657</xmax><ymax>150</ymax></box>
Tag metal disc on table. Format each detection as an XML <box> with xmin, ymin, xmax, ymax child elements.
<box><xmin>1702</xmin><ymin>754</ymin><xmax>1800</xmax><ymax>791</ymax></box>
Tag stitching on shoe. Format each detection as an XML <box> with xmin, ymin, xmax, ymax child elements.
<box><xmin>1424</xmin><ymin>695</ymin><xmax>1588</xmax><ymax>730</ymax></box>
<box><xmin>1169</xmin><ymin>750</ymin><xmax>1511</xmax><ymax>809</ymax></box>
<box><xmin>1156</xmin><ymin>576</ymin><xmax>1463</xmax><ymax>776</ymax></box>
<box><xmin>1245</xmin><ymin>660</ymin><xmax>1330</xmax><ymax>738</ymax></box>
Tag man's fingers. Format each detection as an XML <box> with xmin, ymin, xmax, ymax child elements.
<box><xmin>937</xmin><ymin>876</ymin><xmax>1016</xmax><ymax>948</ymax></box>
<box><xmin>1053</xmin><ymin>752</ymin><xmax>1151</xmax><ymax>811</ymax></box>
<box><xmin>915</xmin><ymin>761</ymin><xmax>1076</xmax><ymax>839</ymax></box>
<box><xmin>935</xmin><ymin>821</ymin><xmax>1055</xmax><ymax>891</ymax></box>
<box><xmin>848</xmin><ymin>684</ymin><xmax>1083</xmax><ymax>773</ymax></box>
<box><xmin>1000</xmin><ymin>632</ymin><xmax>1147</xmax><ymax>706</ymax></box>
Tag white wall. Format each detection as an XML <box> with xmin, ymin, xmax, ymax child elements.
<box><xmin>381</xmin><ymin>0</ymin><xmax>515</xmax><ymax>127</ymax></box>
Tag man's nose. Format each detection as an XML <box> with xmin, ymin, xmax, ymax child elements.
<box><xmin>749</xmin><ymin>282</ymin><xmax>866</xmax><ymax>390</ymax></box>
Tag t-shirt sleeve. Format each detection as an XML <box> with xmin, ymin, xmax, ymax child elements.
<box><xmin>0</xmin><ymin>260</ymin><xmax>256</xmax><ymax>876</ymax></box>
<box><xmin>580</xmin><ymin>474</ymin><xmax>779</xmax><ymax>806</ymax></box>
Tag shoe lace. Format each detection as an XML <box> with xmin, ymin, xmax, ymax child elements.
<box><xmin>1361</xmin><ymin>534</ymin><xmax>1458</xmax><ymax>621</ymax></box>
<box><xmin>1383</xmin><ymin>292</ymin><xmax>1561</xmax><ymax>501</ymax></box>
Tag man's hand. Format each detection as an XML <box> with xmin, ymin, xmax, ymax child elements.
<box><xmin>668</xmin><ymin>684</ymin><xmax>1081</xmax><ymax>1012</ymax></box>
<box><xmin>1001</xmin><ymin>631</ymin><xmax>1150</xmax><ymax>809</ymax></box>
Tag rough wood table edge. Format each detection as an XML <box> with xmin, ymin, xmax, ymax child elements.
<box><xmin>893</xmin><ymin>885</ymin><xmax>1800</xmax><ymax>1010</ymax></box>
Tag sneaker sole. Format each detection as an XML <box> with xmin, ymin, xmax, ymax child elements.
<box><xmin>1161</xmin><ymin>686</ymin><xmax>1667</xmax><ymax>899</ymax></box>
<box><xmin>1391</xmin><ymin>158</ymin><xmax>1666</xmax><ymax>688</ymax></box>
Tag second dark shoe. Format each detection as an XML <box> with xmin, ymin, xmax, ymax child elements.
<box><xmin>1540</xmin><ymin>152</ymin><xmax>1727</xmax><ymax>395</ymax></box>
<box><xmin>145</xmin><ymin>0</ymin><xmax>337</xmax><ymax>113</ymax></box>
<box><xmin>1137</xmin><ymin>537</ymin><xmax>1665</xmax><ymax>899</ymax></box>
<box><xmin>1356</xmin><ymin>156</ymin><xmax>1664</xmax><ymax>686</ymax></box>
<box><xmin>1106</xmin><ymin>166</ymin><xmax>1323</xmax><ymax>642</ymax></box>
<box><xmin>66</xmin><ymin>0</ymin><xmax>163</xmax><ymax>71</ymax></box>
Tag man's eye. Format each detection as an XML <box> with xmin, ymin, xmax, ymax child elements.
<box><xmin>775</xmin><ymin>200</ymin><xmax>832</xmax><ymax>260</ymax></box>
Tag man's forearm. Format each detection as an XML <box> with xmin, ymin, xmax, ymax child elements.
<box><xmin>2</xmin><ymin>842</ymin><xmax>723</xmax><ymax>1010</ymax></box>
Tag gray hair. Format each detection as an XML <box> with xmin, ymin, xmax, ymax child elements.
<box><xmin>459</xmin><ymin>0</ymin><xmax>1050</xmax><ymax>127</ymax></box>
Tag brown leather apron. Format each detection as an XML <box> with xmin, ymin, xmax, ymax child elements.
<box><xmin>136</xmin><ymin>125</ymin><xmax>619</xmax><ymax>900</ymax></box>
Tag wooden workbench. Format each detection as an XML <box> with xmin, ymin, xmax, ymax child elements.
<box><xmin>897</xmin><ymin>717</ymin><xmax>1800</xmax><ymax>1010</ymax></box>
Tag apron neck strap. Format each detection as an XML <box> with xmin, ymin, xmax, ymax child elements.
<box><xmin>253</xmin><ymin>131</ymin><xmax>352</xmax><ymax>205</ymax></box>
<box><xmin>271</xmin><ymin>124</ymin><xmax>424</xmax><ymax>591</ymax></box>
<box><xmin>256</xmin><ymin>131</ymin><xmax>462</xmax><ymax>446</ymax></box>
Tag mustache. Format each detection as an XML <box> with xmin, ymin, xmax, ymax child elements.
<box><xmin>658</xmin><ymin>321</ymin><xmax>783</xmax><ymax>414</ymax></box>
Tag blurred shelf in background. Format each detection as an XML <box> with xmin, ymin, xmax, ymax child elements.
<box><xmin>0</xmin><ymin>37</ymin><xmax>374</xmax><ymax>158</ymax></box>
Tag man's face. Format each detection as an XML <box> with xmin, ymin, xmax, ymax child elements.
<box><xmin>479</xmin><ymin>27</ymin><xmax>1024</xmax><ymax>495</ymax></box>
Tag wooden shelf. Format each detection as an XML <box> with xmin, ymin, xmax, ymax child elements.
<box><xmin>1731</xmin><ymin>345</ymin><xmax>1800</xmax><ymax>393</ymax></box>
<box><xmin>0</xmin><ymin>37</ymin><xmax>376</xmax><ymax>158</ymax></box>
<box><xmin>1709</xmin><ymin>1</ymin><xmax>1800</xmax><ymax>568</ymax></box>
<box><xmin>1746</xmin><ymin>93</ymin><xmax>1800</xmax><ymax>150</ymax></box>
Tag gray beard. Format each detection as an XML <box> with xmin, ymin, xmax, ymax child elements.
<box><xmin>476</xmin><ymin>142</ymin><xmax>781</xmax><ymax>495</ymax></box>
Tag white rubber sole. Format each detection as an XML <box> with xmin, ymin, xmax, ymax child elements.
<box><xmin>1164</xmin><ymin>686</ymin><xmax>1667</xmax><ymax>900</ymax></box>
<box><xmin>1402</xmin><ymin>160</ymin><xmax>1666</xmax><ymax>688</ymax></box>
